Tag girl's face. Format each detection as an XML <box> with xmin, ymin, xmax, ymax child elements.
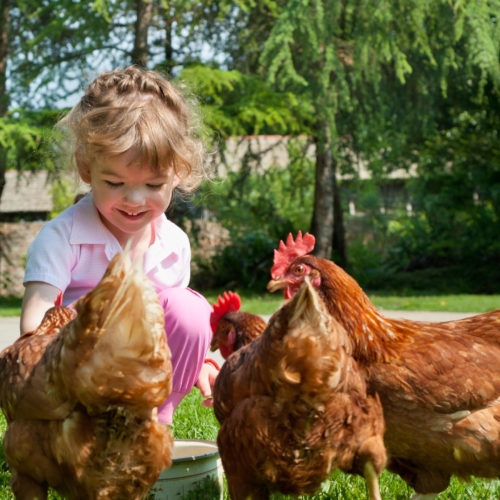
<box><xmin>78</xmin><ymin>150</ymin><xmax>180</xmax><ymax>243</ymax></box>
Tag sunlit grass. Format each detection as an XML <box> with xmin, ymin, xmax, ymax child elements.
<box><xmin>171</xmin><ymin>389</ymin><xmax>219</xmax><ymax>441</ymax></box>
<box><xmin>0</xmin><ymin>298</ymin><xmax>22</xmax><ymax>317</ymax></box>
<box><xmin>370</xmin><ymin>294</ymin><xmax>500</xmax><ymax>314</ymax></box>
<box><xmin>202</xmin><ymin>289</ymin><xmax>500</xmax><ymax>315</ymax></box>
<box><xmin>1</xmin><ymin>292</ymin><xmax>499</xmax><ymax>319</ymax></box>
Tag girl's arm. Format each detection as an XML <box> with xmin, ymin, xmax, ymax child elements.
<box><xmin>20</xmin><ymin>282</ymin><xmax>61</xmax><ymax>335</ymax></box>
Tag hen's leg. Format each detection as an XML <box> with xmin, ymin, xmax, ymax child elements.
<box><xmin>363</xmin><ymin>461</ymin><xmax>382</xmax><ymax>500</ymax></box>
<box><xmin>10</xmin><ymin>470</ymin><xmax>48</xmax><ymax>500</ymax></box>
<box><xmin>387</xmin><ymin>458</ymin><xmax>449</xmax><ymax>497</ymax></box>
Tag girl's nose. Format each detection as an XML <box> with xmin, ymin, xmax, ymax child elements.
<box><xmin>123</xmin><ymin>187</ymin><xmax>145</xmax><ymax>205</ymax></box>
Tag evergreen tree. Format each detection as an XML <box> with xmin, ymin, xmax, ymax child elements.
<box><xmin>259</xmin><ymin>0</ymin><xmax>500</xmax><ymax>260</ymax></box>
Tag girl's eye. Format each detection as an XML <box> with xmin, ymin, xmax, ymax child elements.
<box><xmin>146</xmin><ymin>183</ymin><xmax>165</xmax><ymax>190</ymax></box>
<box><xmin>105</xmin><ymin>181</ymin><xmax>122</xmax><ymax>188</ymax></box>
<box><xmin>294</xmin><ymin>265</ymin><xmax>305</xmax><ymax>276</ymax></box>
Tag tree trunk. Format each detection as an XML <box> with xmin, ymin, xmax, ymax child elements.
<box><xmin>164</xmin><ymin>16</ymin><xmax>174</xmax><ymax>73</ymax></box>
<box><xmin>0</xmin><ymin>0</ymin><xmax>9</xmax><ymax>201</ymax></box>
<box><xmin>131</xmin><ymin>0</ymin><xmax>153</xmax><ymax>67</ymax></box>
<box><xmin>310</xmin><ymin>121</ymin><xmax>335</xmax><ymax>258</ymax></box>
<box><xmin>332</xmin><ymin>175</ymin><xmax>349</xmax><ymax>268</ymax></box>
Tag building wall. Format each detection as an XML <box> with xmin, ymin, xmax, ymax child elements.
<box><xmin>0</xmin><ymin>222</ymin><xmax>44</xmax><ymax>297</ymax></box>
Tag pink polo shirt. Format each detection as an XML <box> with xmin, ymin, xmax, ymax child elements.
<box><xmin>24</xmin><ymin>194</ymin><xmax>212</xmax><ymax>425</ymax></box>
<box><xmin>23</xmin><ymin>193</ymin><xmax>190</xmax><ymax>304</ymax></box>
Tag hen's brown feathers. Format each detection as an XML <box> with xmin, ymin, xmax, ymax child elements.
<box><xmin>268</xmin><ymin>253</ymin><xmax>500</xmax><ymax>495</ymax></box>
<box><xmin>210</xmin><ymin>311</ymin><xmax>267</xmax><ymax>358</ymax></box>
<box><xmin>0</xmin><ymin>307</ymin><xmax>77</xmax><ymax>422</ymax></box>
<box><xmin>0</xmin><ymin>252</ymin><xmax>173</xmax><ymax>500</ymax></box>
<box><xmin>51</xmin><ymin>254</ymin><xmax>171</xmax><ymax>414</ymax></box>
<box><xmin>214</xmin><ymin>279</ymin><xmax>386</xmax><ymax>500</ymax></box>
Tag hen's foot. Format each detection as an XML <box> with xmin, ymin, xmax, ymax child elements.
<box><xmin>363</xmin><ymin>460</ymin><xmax>382</xmax><ymax>500</ymax></box>
<box><xmin>410</xmin><ymin>494</ymin><xmax>438</xmax><ymax>500</ymax></box>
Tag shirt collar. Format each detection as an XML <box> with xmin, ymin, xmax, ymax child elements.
<box><xmin>143</xmin><ymin>214</ymin><xmax>179</xmax><ymax>273</ymax></box>
<box><xmin>69</xmin><ymin>193</ymin><xmax>179</xmax><ymax>269</ymax></box>
<box><xmin>69</xmin><ymin>193</ymin><xmax>122</xmax><ymax>260</ymax></box>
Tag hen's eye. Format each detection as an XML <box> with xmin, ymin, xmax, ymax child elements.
<box><xmin>294</xmin><ymin>265</ymin><xmax>305</xmax><ymax>276</ymax></box>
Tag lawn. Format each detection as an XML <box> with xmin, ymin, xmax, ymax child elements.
<box><xmin>0</xmin><ymin>298</ymin><xmax>23</xmax><ymax>318</ymax></box>
<box><xmin>1</xmin><ymin>390</ymin><xmax>500</xmax><ymax>499</ymax></box>
<box><xmin>1</xmin><ymin>292</ymin><xmax>499</xmax><ymax>318</ymax></box>
<box><xmin>202</xmin><ymin>290</ymin><xmax>500</xmax><ymax>315</ymax></box>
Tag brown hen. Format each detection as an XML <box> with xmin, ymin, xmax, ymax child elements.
<box><xmin>0</xmin><ymin>252</ymin><xmax>173</xmax><ymax>500</ymax></box>
<box><xmin>210</xmin><ymin>291</ymin><xmax>267</xmax><ymax>359</ymax></box>
<box><xmin>268</xmin><ymin>231</ymin><xmax>500</xmax><ymax>499</ymax></box>
<box><xmin>213</xmin><ymin>278</ymin><xmax>386</xmax><ymax>500</ymax></box>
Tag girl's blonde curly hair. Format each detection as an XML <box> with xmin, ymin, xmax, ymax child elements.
<box><xmin>58</xmin><ymin>66</ymin><xmax>207</xmax><ymax>192</ymax></box>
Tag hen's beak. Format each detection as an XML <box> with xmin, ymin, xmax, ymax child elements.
<box><xmin>267</xmin><ymin>278</ymin><xmax>285</xmax><ymax>293</ymax></box>
<box><xmin>210</xmin><ymin>336</ymin><xmax>219</xmax><ymax>352</ymax></box>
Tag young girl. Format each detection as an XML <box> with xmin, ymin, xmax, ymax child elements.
<box><xmin>20</xmin><ymin>66</ymin><xmax>218</xmax><ymax>425</ymax></box>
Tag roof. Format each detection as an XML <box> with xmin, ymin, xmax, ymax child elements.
<box><xmin>0</xmin><ymin>170</ymin><xmax>87</xmax><ymax>214</ymax></box>
<box><xmin>218</xmin><ymin>135</ymin><xmax>417</xmax><ymax>180</ymax></box>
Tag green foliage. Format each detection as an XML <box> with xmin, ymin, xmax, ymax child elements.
<box><xmin>197</xmin><ymin>139</ymin><xmax>314</xmax><ymax>237</ymax></box>
<box><xmin>190</xmin><ymin>139</ymin><xmax>315</xmax><ymax>291</ymax></box>
<box><xmin>261</xmin><ymin>0</ymin><xmax>500</xmax><ymax>126</ymax></box>
<box><xmin>253</xmin><ymin>0</ymin><xmax>500</xmax><ymax>265</ymax></box>
<box><xmin>179</xmin><ymin>63</ymin><xmax>313</xmax><ymax>140</ymax></box>
<box><xmin>362</xmin><ymin>261</ymin><xmax>500</xmax><ymax>295</ymax></box>
<box><xmin>207</xmin><ymin>0</ymin><xmax>280</xmax><ymax>74</ymax></box>
<box><xmin>0</xmin><ymin>109</ymin><xmax>60</xmax><ymax>172</ymax></box>
<box><xmin>8</xmin><ymin>0</ymin><xmax>120</xmax><ymax>107</ymax></box>
<box><xmin>49</xmin><ymin>175</ymin><xmax>85</xmax><ymax>219</ymax></box>
<box><xmin>192</xmin><ymin>231</ymin><xmax>276</xmax><ymax>291</ymax></box>
<box><xmin>382</xmin><ymin>100</ymin><xmax>500</xmax><ymax>283</ymax></box>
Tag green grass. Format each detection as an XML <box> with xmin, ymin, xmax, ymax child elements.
<box><xmin>171</xmin><ymin>389</ymin><xmax>219</xmax><ymax>441</ymax></box>
<box><xmin>202</xmin><ymin>289</ymin><xmax>500</xmax><ymax>315</ymax></box>
<box><xmin>2</xmin><ymin>391</ymin><xmax>500</xmax><ymax>499</ymax></box>
<box><xmin>3</xmin><ymin>291</ymin><xmax>500</xmax><ymax>319</ymax></box>
<box><xmin>369</xmin><ymin>293</ymin><xmax>500</xmax><ymax>314</ymax></box>
<box><xmin>0</xmin><ymin>297</ymin><xmax>22</xmax><ymax>317</ymax></box>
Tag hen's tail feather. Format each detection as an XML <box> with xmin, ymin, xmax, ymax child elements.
<box><xmin>288</xmin><ymin>277</ymin><xmax>329</xmax><ymax>333</ymax></box>
<box><xmin>269</xmin><ymin>277</ymin><xmax>353</xmax><ymax>399</ymax></box>
<box><xmin>50</xmin><ymin>252</ymin><xmax>172</xmax><ymax>414</ymax></box>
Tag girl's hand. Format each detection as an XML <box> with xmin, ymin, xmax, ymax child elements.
<box><xmin>195</xmin><ymin>360</ymin><xmax>220</xmax><ymax>407</ymax></box>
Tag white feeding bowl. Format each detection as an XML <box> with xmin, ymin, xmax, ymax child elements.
<box><xmin>151</xmin><ymin>439</ymin><xmax>223</xmax><ymax>499</ymax></box>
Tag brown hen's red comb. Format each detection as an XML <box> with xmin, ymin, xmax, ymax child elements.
<box><xmin>210</xmin><ymin>291</ymin><xmax>242</xmax><ymax>333</ymax></box>
<box><xmin>271</xmin><ymin>231</ymin><xmax>315</xmax><ymax>278</ymax></box>
<box><xmin>54</xmin><ymin>292</ymin><xmax>63</xmax><ymax>307</ymax></box>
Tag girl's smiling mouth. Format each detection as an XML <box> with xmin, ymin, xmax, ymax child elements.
<box><xmin>118</xmin><ymin>209</ymin><xmax>146</xmax><ymax>219</ymax></box>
